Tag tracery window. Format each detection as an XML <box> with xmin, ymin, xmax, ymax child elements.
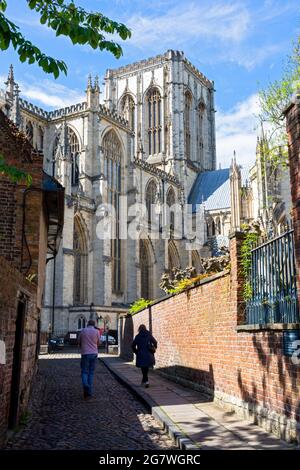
<box><xmin>69</xmin><ymin>128</ymin><xmax>80</xmax><ymax>186</ymax></box>
<box><xmin>73</xmin><ymin>220</ymin><xmax>88</xmax><ymax>305</ymax></box>
<box><xmin>146</xmin><ymin>88</ymin><xmax>162</xmax><ymax>155</ymax></box>
<box><xmin>145</xmin><ymin>180</ymin><xmax>157</xmax><ymax>227</ymax></box>
<box><xmin>168</xmin><ymin>240</ymin><xmax>180</xmax><ymax>274</ymax></box>
<box><xmin>52</xmin><ymin>135</ymin><xmax>59</xmax><ymax>177</ymax></box>
<box><xmin>140</xmin><ymin>239</ymin><xmax>152</xmax><ymax>300</ymax></box>
<box><xmin>103</xmin><ymin>130</ymin><xmax>122</xmax><ymax>292</ymax></box>
<box><xmin>197</xmin><ymin>99</ymin><xmax>206</xmax><ymax>168</ymax></box>
<box><xmin>120</xmin><ymin>94</ymin><xmax>135</xmax><ymax>131</ymax></box>
<box><xmin>38</xmin><ymin>126</ymin><xmax>44</xmax><ymax>151</ymax></box>
<box><xmin>166</xmin><ymin>187</ymin><xmax>176</xmax><ymax>237</ymax></box>
<box><xmin>184</xmin><ymin>91</ymin><xmax>192</xmax><ymax>159</ymax></box>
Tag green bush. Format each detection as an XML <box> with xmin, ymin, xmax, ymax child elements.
<box><xmin>129</xmin><ymin>298</ymin><xmax>153</xmax><ymax>315</ymax></box>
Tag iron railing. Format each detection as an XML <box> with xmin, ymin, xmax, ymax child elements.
<box><xmin>246</xmin><ymin>229</ymin><xmax>299</xmax><ymax>324</ymax></box>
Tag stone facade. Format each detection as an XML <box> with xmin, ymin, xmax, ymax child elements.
<box><xmin>0</xmin><ymin>51</ymin><xmax>216</xmax><ymax>336</ymax></box>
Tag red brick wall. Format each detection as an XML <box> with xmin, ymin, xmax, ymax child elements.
<box><xmin>123</xmin><ymin>236</ymin><xmax>300</xmax><ymax>443</ymax></box>
<box><xmin>0</xmin><ymin>256</ymin><xmax>38</xmax><ymax>447</ymax></box>
<box><xmin>285</xmin><ymin>101</ymin><xmax>300</xmax><ymax>304</ymax></box>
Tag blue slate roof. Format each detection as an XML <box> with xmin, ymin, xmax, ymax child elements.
<box><xmin>188</xmin><ymin>169</ymin><xmax>230</xmax><ymax>212</ymax></box>
<box><xmin>188</xmin><ymin>166</ymin><xmax>251</xmax><ymax>213</ymax></box>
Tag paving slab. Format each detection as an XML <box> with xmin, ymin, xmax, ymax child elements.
<box><xmin>101</xmin><ymin>355</ymin><xmax>296</xmax><ymax>450</ymax></box>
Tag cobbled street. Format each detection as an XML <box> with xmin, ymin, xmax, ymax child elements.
<box><xmin>5</xmin><ymin>351</ymin><xmax>176</xmax><ymax>450</ymax></box>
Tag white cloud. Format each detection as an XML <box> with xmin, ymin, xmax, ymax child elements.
<box><xmin>127</xmin><ymin>1</ymin><xmax>251</xmax><ymax>50</ymax></box>
<box><xmin>216</xmin><ymin>94</ymin><xmax>260</xmax><ymax>168</ymax></box>
<box><xmin>0</xmin><ymin>75</ymin><xmax>85</xmax><ymax>109</ymax></box>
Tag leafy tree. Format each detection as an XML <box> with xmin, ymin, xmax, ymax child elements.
<box><xmin>0</xmin><ymin>1</ymin><xmax>131</xmax><ymax>183</ymax></box>
<box><xmin>0</xmin><ymin>0</ymin><xmax>131</xmax><ymax>79</ymax></box>
<box><xmin>258</xmin><ymin>36</ymin><xmax>300</xmax><ymax>168</ymax></box>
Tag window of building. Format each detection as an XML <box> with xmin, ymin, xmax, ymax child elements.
<box><xmin>69</xmin><ymin>128</ymin><xmax>80</xmax><ymax>186</ymax></box>
<box><xmin>140</xmin><ymin>239</ymin><xmax>153</xmax><ymax>300</ymax></box>
<box><xmin>120</xmin><ymin>94</ymin><xmax>135</xmax><ymax>131</ymax></box>
<box><xmin>78</xmin><ymin>316</ymin><xmax>86</xmax><ymax>330</ymax></box>
<box><xmin>102</xmin><ymin>130</ymin><xmax>122</xmax><ymax>293</ymax></box>
<box><xmin>168</xmin><ymin>240</ymin><xmax>180</xmax><ymax>274</ymax></box>
<box><xmin>197</xmin><ymin>100</ymin><xmax>206</xmax><ymax>168</ymax></box>
<box><xmin>73</xmin><ymin>219</ymin><xmax>88</xmax><ymax>305</ymax></box>
<box><xmin>145</xmin><ymin>179</ymin><xmax>157</xmax><ymax>228</ymax></box>
<box><xmin>184</xmin><ymin>91</ymin><xmax>192</xmax><ymax>159</ymax></box>
<box><xmin>166</xmin><ymin>187</ymin><xmax>176</xmax><ymax>237</ymax></box>
<box><xmin>146</xmin><ymin>88</ymin><xmax>162</xmax><ymax>155</ymax></box>
<box><xmin>192</xmin><ymin>250</ymin><xmax>202</xmax><ymax>274</ymax></box>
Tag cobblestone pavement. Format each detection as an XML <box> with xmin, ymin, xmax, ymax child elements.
<box><xmin>5</xmin><ymin>351</ymin><xmax>176</xmax><ymax>450</ymax></box>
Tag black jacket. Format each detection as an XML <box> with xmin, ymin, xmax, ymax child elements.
<box><xmin>132</xmin><ymin>330</ymin><xmax>158</xmax><ymax>368</ymax></box>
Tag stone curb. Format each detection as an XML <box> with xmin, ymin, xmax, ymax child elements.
<box><xmin>100</xmin><ymin>357</ymin><xmax>199</xmax><ymax>451</ymax></box>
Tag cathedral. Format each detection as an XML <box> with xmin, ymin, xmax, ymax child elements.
<box><xmin>0</xmin><ymin>50</ymin><xmax>291</xmax><ymax>337</ymax></box>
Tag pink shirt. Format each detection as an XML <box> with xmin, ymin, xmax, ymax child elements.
<box><xmin>79</xmin><ymin>326</ymin><xmax>100</xmax><ymax>355</ymax></box>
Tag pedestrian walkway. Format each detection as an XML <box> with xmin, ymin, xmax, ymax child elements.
<box><xmin>101</xmin><ymin>355</ymin><xmax>296</xmax><ymax>450</ymax></box>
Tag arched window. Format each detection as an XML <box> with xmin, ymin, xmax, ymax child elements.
<box><xmin>168</xmin><ymin>240</ymin><xmax>180</xmax><ymax>273</ymax></box>
<box><xmin>77</xmin><ymin>316</ymin><xmax>86</xmax><ymax>330</ymax></box>
<box><xmin>140</xmin><ymin>239</ymin><xmax>153</xmax><ymax>299</ymax></box>
<box><xmin>120</xmin><ymin>94</ymin><xmax>135</xmax><ymax>130</ymax></box>
<box><xmin>184</xmin><ymin>91</ymin><xmax>192</xmax><ymax>159</ymax></box>
<box><xmin>216</xmin><ymin>217</ymin><xmax>221</xmax><ymax>235</ymax></box>
<box><xmin>26</xmin><ymin>121</ymin><xmax>33</xmax><ymax>145</ymax></box>
<box><xmin>145</xmin><ymin>180</ymin><xmax>157</xmax><ymax>227</ymax></box>
<box><xmin>146</xmin><ymin>88</ymin><xmax>162</xmax><ymax>155</ymax></box>
<box><xmin>103</xmin><ymin>130</ymin><xmax>122</xmax><ymax>292</ymax></box>
<box><xmin>166</xmin><ymin>187</ymin><xmax>176</xmax><ymax>237</ymax></box>
<box><xmin>192</xmin><ymin>250</ymin><xmax>202</xmax><ymax>274</ymax></box>
<box><xmin>69</xmin><ymin>128</ymin><xmax>80</xmax><ymax>186</ymax></box>
<box><xmin>197</xmin><ymin>99</ymin><xmax>206</xmax><ymax>168</ymax></box>
<box><xmin>73</xmin><ymin>219</ymin><xmax>88</xmax><ymax>305</ymax></box>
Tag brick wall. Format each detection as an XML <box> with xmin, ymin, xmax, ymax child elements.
<box><xmin>120</xmin><ymin>235</ymin><xmax>300</xmax><ymax>443</ymax></box>
<box><xmin>285</xmin><ymin>100</ymin><xmax>300</xmax><ymax>304</ymax></box>
<box><xmin>0</xmin><ymin>256</ymin><xmax>38</xmax><ymax>447</ymax></box>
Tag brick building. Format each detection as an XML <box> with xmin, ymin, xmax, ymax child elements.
<box><xmin>0</xmin><ymin>111</ymin><xmax>64</xmax><ymax>446</ymax></box>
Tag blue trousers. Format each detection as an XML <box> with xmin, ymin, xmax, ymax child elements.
<box><xmin>80</xmin><ymin>354</ymin><xmax>98</xmax><ymax>396</ymax></box>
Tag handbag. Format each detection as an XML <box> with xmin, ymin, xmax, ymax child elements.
<box><xmin>148</xmin><ymin>340</ymin><xmax>156</xmax><ymax>354</ymax></box>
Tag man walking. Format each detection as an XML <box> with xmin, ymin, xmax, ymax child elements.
<box><xmin>78</xmin><ymin>320</ymin><xmax>100</xmax><ymax>399</ymax></box>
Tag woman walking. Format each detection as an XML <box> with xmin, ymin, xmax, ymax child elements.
<box><xmin>132</xmin><ymin>324</ymin><xmax>157</xmax><ymax>388</ymax></box>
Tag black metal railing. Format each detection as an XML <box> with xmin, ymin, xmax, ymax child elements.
<box><xmin>246</xmin><ymin>229</ymin><xmax>299</xmax><ymax>325</ymax></box>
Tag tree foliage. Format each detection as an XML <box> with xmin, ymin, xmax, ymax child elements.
<box><xmin>258</xmin><ymin>36</ymin><xmax>300</xmax><ymax>168</ymax></box>
<box><xmin>0</xmin><ymin>0</ymin><xmax>131</xmax><ymax>78</ymax></box>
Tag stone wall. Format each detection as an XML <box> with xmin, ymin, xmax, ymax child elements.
<box><xmin>120</xmin><ymin>235</ymin><xmax>300</xmax><ymax>444</ymax></box>
<box><xmin>0</xmin><ymin>256</ymin><xmax>38</xmax><ymax>447</ymax></box>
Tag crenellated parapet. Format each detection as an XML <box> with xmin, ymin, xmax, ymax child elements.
<box><xmin>20</xmin><ymin>98</ymin><xmax>49</xmax><ymax>119</ymax></box>
<box><xmin>48</xmin><ymin>102</ymin><xmax>87</xmax><ymax>120</ymax></box>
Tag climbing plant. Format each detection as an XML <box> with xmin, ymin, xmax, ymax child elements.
<box><xmin>240</xmin><ymin>227</ymin><xmax>259</xmax><ymax>301</ymax></box>
<box><xmin>0</xmin><ymin>152</ymin><xmax>32</xmax><ymax>186</ymax></box>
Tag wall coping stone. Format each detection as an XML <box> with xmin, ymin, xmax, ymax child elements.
<box><xmin>236</xmin><ymin>323</ymin><xmax>300</xmax><ymax>332</ymax></box>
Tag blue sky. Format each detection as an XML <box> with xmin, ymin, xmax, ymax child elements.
<box><xmin>0</xmin><ymin>0</ymin><xmax>299</xmax><ymax>167</ymax></box>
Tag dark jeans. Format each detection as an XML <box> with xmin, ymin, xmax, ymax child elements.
<box><xmin>141</xmin><ymin>366</ymin><xmax>149</xmax><ymax>383</ymax></box>
<box><xmin>81</xmin><ymin>354</ymin><xmax>98</xmax><ymax>396</ymax></box>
